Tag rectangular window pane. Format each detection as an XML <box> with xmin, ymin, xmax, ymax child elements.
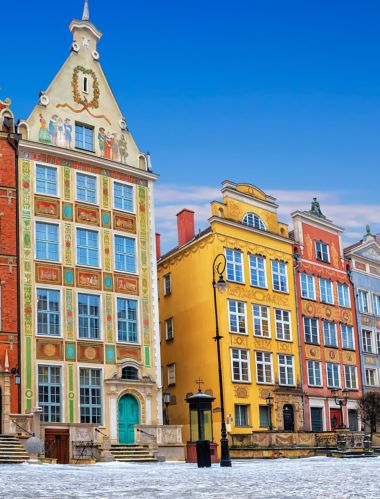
<box><xmin>255</xmin><ymin>351</ymin><xmax>273</xmax><ymax>384</ymax></box>
<box><xmin>37</xmin><ymin>289</ymin><xmax>60</xmax><ymax>336</ymax></box>
<box><xmin>114</xmin><ymin>235</ymin><xmax>136</xmax><ymax>273</ymax></box>
<box><xmin>76</xmin><ymin>173</ymin><xmax>97</xmax><ymax>203</ymax></box>
<box><xmin>76</xmin><ymin>228</ymin><xmax>99</xmax><ymax>266</ymax></box>
<box><xmin>316</xmin><ymin>241</ymin><xmax>329</xmax><ymax>262</ymax></box>
<box><xmin>231</xmin><ymin>349</ymin><xmax>250</xmax><ymax>382</ymax></box>
<box><xmin>272</xmin><ymin>261</ymin><xmax>288</xmax><ymax>292</ymax></box>
<box><xmin>79</xmin><ymin>368</ymin><xmax>102</xmax><ymax>424</ymax></box>
<box><xmin>307</xmin><ymin>360</ymin><xmax>322</xmax><ymax>387</ymax></box>
<box><xmin>235</xmin><ymin>405</ymin><xmax>249</xmax><ymax>427</ymax></box>
<box><xmin>114</xmin><ymin>182</ymin><xmax>133</xmax><ymax>212</ymax></box>
<box><xmin>117</xmin><ymin>298</ymin><xmax>138</xmax><ymax>343</ymax></box>
<box><xmin>75</xmin><ymin>124</ymin><xmax>94</xmax><ymax>152</ymax></box>
<box><xmin>300</xmin><ymin>273</ymin><xmax>315</xmax><ymax>300</ymax></box>
<box><xmin>326</xmin><ymin>363</ymin><xmax>340</xmax><ymax>388</ymax></box>
<box><xmin>275</xmin><ymin>309</ymin><xmax>291</xmax><ymax>341</ymax></box>
<box><xmin>304</xmin><ymin>317</ymin><xmax>319</xmax><ymax>344</ymax></box>
<box><xmin>323</xmin><ymin>321</ymin><xmax>337</xmax><ymax>347</ymax></box>
<box><xmin>338</xmin><ymin>283</ymin><xmax>350</xmax><ymax>308</ymax></box>
<box><xmin>319</xmin><ymin>278</ymin><xmax>334</xmax><ymax>304</ymax></box>
<box><xmin>36</xmin><ymin>165</ymin><xmax>58</xmax><ymax>196</ymax></box>
<box><xmin>36</xmin><ymin>222</ymin><xmax>59</xmax><ymax>261</ymax></box>
<box><xmin>228</xmin><ymin>300</ymin><xmax>246</xmax><ymax>334</ymax></box>
<box><xmin>341</xmin><ymin>324</ymin><xmax>354</xmax><ymax>350</ymax></box>
<box><xmin>249</xmin><ymin>255</ymin><xmax>266</xmax><ymax>288</ymax></box>
<box><xmin>278</xmin><ymin>354</ymin><xmax>294</xmax><ymax>385</ymax></box>
<box><xmin>38</xmin><ymin>365</ymin><xmax>61</xmax><ymax>423</ymax></box>
<box><xmin>78</xmin><ymin>293</ymin><xmax>100</xmax><ymax>339</ymax></box>
<box><xmin>225</xmin><ymin>249</ymin><xmax>244</xmax><ymax>283</ymax></box>
<box><xmin>252</xmin><ymin>304</ymin><xmax>270</xmax><ymax>338</ymax></box>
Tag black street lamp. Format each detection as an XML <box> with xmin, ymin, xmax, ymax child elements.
<box><xmin>212</xmin><ymin>253</ymin><xmax>232</xmax><ymax>467</ymax></box>
<box><xmin>163</xmin><ymin>389</ymin><xmax>171</xmax><ymax>425</ymax></box>
<box><xmin>265</xmin><ymin>394</ymin><xmax>274</xmax><ymax>431</ymax></box>
<box><xmin>331</xmin><ymin>389</ymin><xmax>349</xmax><ymax>429</ymax></box>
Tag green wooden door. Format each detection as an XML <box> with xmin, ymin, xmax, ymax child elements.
<box><xmin>118</xmin><ymin>395</ymin><xmax>140</xmax><ymax>444</ymax></box>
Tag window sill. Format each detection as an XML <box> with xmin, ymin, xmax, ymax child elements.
<box><xmin>113</xmin><ymin>207</ymin><xmax>136</xmax><ymax>216</ymax></box>
<box><xmin>116</xmin><ymin>341</ymin><xmax>141</xmax><ymax>346</ymax></box>
<box><xmin>308</xmin><ymin>384</ymin><xmax>323</xmax><ymax>388</ymax></box>
<box><xmin>250</xmin><ymin>285</ymin><xmax>268</xmax><ymax>291</ymax></box>
<box><xmin>234</xmin><ymin>425</ymin><xmax>253</xmax><ymax>429</ymax></box>
<box><xmin>232</xmin><ymin>380</ymin><xmax>251</xmax><ymax>384</ymax></box>
<box><xmin>278</xmin><ymin>383</ymin><xmax>296</xmax><ymax>388</ymax></box>
<box><xmin>76</xmin><ymin>263</ymin><xmax>101</xmax><ymax>270</ymax></box>
<box><xmin>163</xmin><ymin>292</ymin><xmax>172</xmax><ymax>297</ymax></box>
<box><xmin>35</xmin><ymin>258</ymin><xmax>61</xmax><ymax>265</ymax></box>
<box><xmin>253</xmin><ymin>334</ymin><xmax>272</xmax><ymax>340</ymax></box>
<box><xmin>341</xmin><ymin>347</ymin><xmax>356</xmax><ymax>352</ymax></box>
<box><xmin>272</xmin><ymin>289</ymin><xmax>289</xmax><ymax>295</ymax></box>
<box><xmin>320</xmin><ymin>300</ymin><xmax>334</xmax><ymax>306</ymax></box>
<box><xmin>36</xmin><ymin>334</ymin><xmax>63</xmax><ymax>339</ymax></box>
<box><xmin>256</xmin><ymin>382</ymin><xmax>274</xmax><ymax>386</ymax></box>
<box><xmin>304</xmin><ymin>341</ymin><xmax>320</xmax><ymax>347</ymax></box>
<box><xmin>75</xmin><ymin>199</ymin><xmax>99</xmax><ymax>207</ymax></box>
<box><xmin>77</xmin><ymin>337</ymin><xmax>103</xmax><ymax>342</ymax></box>
<box><xmin>226</xmin><ymin>279</ymin><xmax>245</xmax><ymax>286</ymax></box>
<box><xmin>114</xmin><ymin>269</ymin><xmax>139</xmax><ymax>277</ymax></box>
<box><xmin>275</xmin><ymin>338</ymin><xmax>293</xmax><ymax>343</ymax></box>
<box><xmin>34</xmin><ymin>192</ymin><xmax>60</xmax><ymax>200</ymax></box>
<box><xmin>324</xmin><ymin>344</ymin><xmax>339</xmax><ymax>349</ymax></box>
<box><xmin>229</xmin><ymin>331</ymin><xmax>248</xmax><ymax>336</ymax></box>
<box><xmin>301</xmin><ymin>296</ymin><xmax>317</xmax><ymax>302</ymax></box>
<box><xmin>316</xmin><ymin>258</ymin><xmax>330</xmax><ymax>264</ymax></box>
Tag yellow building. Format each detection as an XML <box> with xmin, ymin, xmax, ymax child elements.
<box><xmin>158</xmin><ymin>181</ymin><xmax>304</xmax><ymax>451</ymax></box>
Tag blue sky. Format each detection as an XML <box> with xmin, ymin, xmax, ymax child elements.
<box><xmin>2</xmin><ymin>1</ymin><xmax>380</xmax><ymax>250</ymax></box>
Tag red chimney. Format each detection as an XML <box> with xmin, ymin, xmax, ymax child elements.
<box><xmin>155</xmin><ymin>233</ymin><xmax>161</xmax><ymax>260</ymax></box>
<box><xmin>177</xmin><ymin>209</ymin><xmax>195</xmax><ymax>247</ymax></box>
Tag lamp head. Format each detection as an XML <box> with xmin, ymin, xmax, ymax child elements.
<box><xmin>215</xmin><ymin>274</ymin><xmax>229</xmax><ymax>294</ymax></box>
<box><xmin>163</xmin><ymin>389</ymin><xmax>171</xmax><ymax>405</ymax></box>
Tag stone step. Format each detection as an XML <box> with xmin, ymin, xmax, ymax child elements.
<box><xmin>112</xmin><ymin>457</ymin><xmax>158</xmax><ymax>462</ymax></box>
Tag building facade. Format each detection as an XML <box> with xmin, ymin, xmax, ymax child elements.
<box><xmin>0</xmin><ymin>99</ymin><xmax>20</xmax><ymax>432</ymax></box>
<box><xmin>15</xmin><ymin>5</ymin><xmax>162</xmax><ymax>457</ymax></box>
<box><xmin>292</xmin><ymin>201</ymin><xmax>362</xmax><ymax>432</ymax></box>
<box><xmin>345</xmin><ymin>228</ymin><xmax>380</xmax><ymax>428</ymax></box>
<box><xmin>158</xmin><ymin>182</ymin><xmax>303</xmax><ymax>450</ymax></box>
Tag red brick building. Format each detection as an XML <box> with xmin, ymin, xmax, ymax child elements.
<box><xmin>292</xmin><ymin>199</ymin><xmax>362</xmax><ymax>432</ymax></box>
<box><xmin>0</xmin><ymin>99</ymin><xmax>20</xmax><ymax>432</ymax></box>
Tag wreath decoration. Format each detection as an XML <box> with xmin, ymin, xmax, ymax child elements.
<box><xmin>72</xmin><ymin>66</ymin><xmax>100</xmax><ymax>109</ymax></box>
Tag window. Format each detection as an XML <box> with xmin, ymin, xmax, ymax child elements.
<box><xmin>338</xmin><ymin>283</ymin><xmax>350</xmax><ymax>308</ymax></box>
<box><xmin>300</xmin><ymin>273</ymin><xmax>315</xmax><ymax>300</ymax></box>
<box><xmin>165</xmin><ymin>317</ymin><xmax>174</xmax><ymax>341</ymax></box>
<box><xmin>259</xmin><ymin>405</ymin><xmax>270</xmax><ymax>428</ymax></box>
<box><xmin>242</xmin><ymin>213</ymin><xmax>266</xmax><ymax>231</ymax></box>
<box><xmin>37</xmin><ymin>289</ymin><xmax>60</xmax><ymax>336</ymax></box>
<box><xmin>304</xmin><ymin>317</ymin><xmax>319</xmax><ymax>344</ymax></box>
<box><xmin>249</xmin><ymin>255</ymin><xmax>266</xmax><ymax>288</ymax></box>
<box><xmin>358</xmin><ymin>290</ymin><xmax>369</xmax><ymax>313</ymax></box>
<box><xmin>228</xmin><ymin>300</ymin><xmax>247</xmax><ymax>334</ymax></box>
<box><xmin>114</xmin><ymin>182</ymin><xmax>134</xmax><ymax>212</ymax></box>
<box><xmin>75</xmin><ymin>123</ymin><xmax>94</xmax><ymax>151</ymax></box>
<box><xmin>235</xmin><ymin>404</ymin><xmax>249</xmax><ymax>427</ymax></box>
<box><xmin>225</xmin><ymin>248</ymin><xmax>244</xmax><ymax>283</ymax></box>
<box><xmin>36</xmin><ymin>165</ymin><xmax>58</xmax><ymax>196</ymax></box>
<box><xmin>79</xmin><ymin>368</ymin><xmax>102</xmax><ymax>424</ymax></box>
<box><xmin>362</xmin><ymin>330</ymin><xmax>373</xmax><ymax>353</ymax></box>
<box><xmin>76</xmin><ymin>228</ymin><xmax>99</xmax><ymax>267</ymax></box>
<box><xmin>319</xmin><ymin>278</ymin><xmax>334</xmax><ymax>304</ymax></box>
<box><xmin>231</xmin><ymin>349</ymin><xmax>250</xmax><ymax>382</ymax></box>
<box><xmin>76</xmin><ymin>173</ymin><xmax>97</xmax><ymax>204</ymax></box>
<box><xmin>35</xmin><ymin>222</ymin><xmax>59</xmax><ymax>261</ymax></box>
<box><xmin>117</xmin><ymin>298</ymin><xmax>138</xmax><ymax>343</ymax></box>
<box><xmin>271</xmin><ymin>261</ymin><xmax>288</xmax><ymax>292</ymax></box>
<box><xmin>323</xmin><ymin>321</ymin><xmax>337</xmax><ymax>347</ymax></box>
<box><xmin>373</xmin><ymin>295</ymin><xmax>380</xmax><ymax>316</ymax></box>
<box><xmin>167</xmin><ymin>364</ymin><xmax>176</xmax><ymax>385</ymax></box>
<box><xmin>307</xmin><ymin>360</ymin><xmax>322</xmax><ymax>387</ymax></box>
<box><xmin>344</xmin><ymin>365</ymin><xmax>357</xmax><ymax>390</ymax></box>
<box><xmin>316</xmin><ymin>241</ymin><xmax>329</xmax><ymax>262</ymax></box>
<box><xmin>326</xmin><ymin>363</ymin><xmax>340</xmax><ymax>388</ymax></box>
<box><xmin>275</xmin><ymin>309</ymin><xmax>291</xmax><ymax>341</ymax></box>
<box><xmin>78</xmin><ymin>293</ymin><xmax>100</xmax><ymax>339</ymax></box>
<box><xmin>252</xmin><ymin>304</ymin><xmax>270</xmax><ymax>338</ymax></box>
<box><xmin>163</xmin><ymin>274</ymin><xmax>171</xmax><ymax>296</ymax></box>
<box><xmin>83</xmin><ymin>76</ymin><xmax>88</xmax><ymax>93</ymax></box>
<box><xmin>377</xmin><ymin>332</ymin><xmax>380</xmax><ymax>354</ymax></box>
<box><xmin>341</xmin><ymin>324</ymin><xmax>354</xmax><ymax>350</ymax></box>
<box><xmin>38</xmin><ymin>365</ymin><xmax>61</xmax><ymax>423</ymax></box>
<box><xmin>255</xmin><ymin>351</ymin><xmax>273</xmax><ymax>384</ymax></box>
<box><xmin>114</xmin><ymin>235</ymin><xmax>136</xmax><ymax>273</ymax></box>
<box><xmin>122</xmin><ymin>366</ymin><xmax>138</xmax><ymax>380</ymax></box>
<box><xmin>365</xmin><ymin>368</ymin><xmax>377</xmax><ymax>387</ymax></box>
<box><xmin>278</xmin><ymin>355</ymin><xmax>295</xmax><ymax>386</ymax></box>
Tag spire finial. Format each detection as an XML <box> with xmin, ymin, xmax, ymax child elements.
<box><xmin>82</xmin><ymin>0</ymin><xmax>90</xmax><ymax>21</ymax></box>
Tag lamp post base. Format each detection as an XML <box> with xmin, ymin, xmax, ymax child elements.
<box><xmin>220</xmin><ymin>437</ymin><xmax>232</xmax><ymax>467</ymax></box>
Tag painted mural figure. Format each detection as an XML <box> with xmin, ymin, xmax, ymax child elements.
<box><xmin>56</xmin><ymin>117</ymin><xmax>66</xmax><ymax>147</ymax></box>
<box><xmin>49</xmin><ymin>115</ymin><xmax>59</xmax><ymax>145</ymax></box>
<box><xmin>112</xmin><ymin>133</ymin><xmax>119</xmax><ymax>161</ymax></box>
<box><xmin>98</xmin><ymin>127</ymin><xmax>106</xmax><ymax>157</ymax></box>
<box><xmin>64</xmin><ymin>118</ymin><xmax>72</xmax><ymax>148</ymax></box>
<box><xmin>39</xmin><ymin>114</ymin><xmax>52</xmax><ymax>144</ymax></box>
<box><xmin>104</xmin><ymin>132</ymin><xmax>113</xmax><ymax>159</ymax></box>
<box><xmin>118</xmin><ymin>134</ymin><xmax>128</xmax><ymax>164</ymax></box>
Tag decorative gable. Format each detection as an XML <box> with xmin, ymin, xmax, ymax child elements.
<box><xmin>356</xmin><ymin>245</ymin><xmax>380</xmax><ymax>263</ymax></box>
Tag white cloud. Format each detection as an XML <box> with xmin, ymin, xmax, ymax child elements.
<box><xmin>155</xmin><ymin>184</ymin><xmax>380</xmax><ymax>253</ymax></box>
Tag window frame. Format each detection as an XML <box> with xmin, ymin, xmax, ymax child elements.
<box><xmin>77</xmin><ymin>292</ymin><xmax>102</xmax><ymax>341</ymax></box>
<box><xmin>116</xmin><ymin>295</ymin><xmax>139</xmax><ymax>344</ymax></box>
<box><xmin>249</xmin><ymin>254</ymin><xmax>267</xmax><ymax>289</ymax></box>
<box><xmin>315</xmin><ymin>240</ymin><xmax>330</xmax><ymax>263</ymax></box>
<box><xmin>252</xmin><ymin>303</ymin><xmax>271</xmax><ymax>338</ymax></box>
<box><xmin>323</xmin><ymin>321</ymin><xmax>338</xmax><ymax>348</ymax></box>
<box><xmin>113</xmin><ymin>232</ymin><xmax>138</xmax><ymax>275</ymax></box>
<box><xmin>35</xmin><ymin>163</ymin><xmax>59</xmax><ymax>198</ymax></box>
<box><xmin>300</xmin><ymin>272</ymin><xmax>316</xmax><ymax>300</ymax></box>
<box><xmin>163</xmin><ymin>273</ymin><xmax>172</xmax><ymax>296</ymax></box>
<box><xmin>255</xmin><ymin>351</ymin><xmax>274</xmax><ymax>385</ymax></box>
<box><xmin>165</xmin><ymin>317</ymin><xmax>174</xmax><ymax>341</ymax></box>
<box><xmin>35</xmin><ymin>220</ymin><xmax>61</xmax><ymax>263</ymax></box>
<box><xmin>341</xmin><ymin>324</ymin><xmax>355</xmax><ymax>350</ymax></box>
<box><xmin>225</xmin><ymin>248</ymin><xmax>244</xmax><ymax>284</ymax></box>
<box><xmin>228</xmin><ymin>299</ymin><xmax>247</xmax><ymax>335</ymax></box>
<box><xmin>78</xmin><ymin>366</ymin><xmax>103</xmax><ymax>424</ymax></box>
<box><xmin>75</xmin><ymin>172</ymin><xmax>98</xmax><ymax>205</ymax></box>
<box><xmin>36</xmin><ymin>287</ymin><xmax>62</xmax><ymax>338</ymax></box>
<box><xmin>75</xmin><ymin>122</ymin><xmax>95</xmax><ymax>152</ymax></box>
<box><xmin>231</xmin><ymin>348</ymin><xmax>251</xmax><ymax>383</ymax></box>
<box><xmin>234</xmin><ymin>404</ymin><xmax>250</xmax><ymax>427</ymax></box>
<box><xmin>365</xmin><ymin>368</ymin><xmax>378</xmax><ymax>387</ymax></box>
<box><xmin>361</xmin><ymin>329</ymin><xmax>374</xmax><ymax>354</ymax></box>
<box><xmin>242</xmin><ymin>212</ymin><xmax>266</xmax><ymax>231</ymax></box>
<box><xmin>167</xmin><ymin>363</ymin><xmax>176</xmax><ymax>386</ymax></box>
<box><xmin>307</xmin><ymin>360</ymin><xmax>323</xmax><ymax>387</ymax></box>
<box><xmin>344</xmin><ymin>365</ymin><xmax>358</xmax><ymax>390</ymax></box>
<box><xmin>271</xmin><ymin>260</ymin><xmax>288</xmax><ymax>293</ymax></box>
<box><xmin>326</xmin><ymin>362</ymin><xmax>341</xmax><ymax>389</ymax></box>
<box><xmin>278</xmin><ymin>354</ymin><xmax>295</xmax><ymax>386</ymax></box>
<box><xmin>358</xmin><ymin>289</ymin><xmax>370</xmax><ymax>314</ymax></box>
<box><xmin>37</xmin><ymin>363</ymin><xmax>62</xmax><ymax>423</ymax></box>
<box><xmin>112</xmin><ymin>179</ymin><xmax>135</xmax><ymax>213</ymax></box>
<box><xmin>76</xmin><ymin>226</ymin><xmax>100</xmax><ymax>268</ymax></box>
<box><xmin>337</xmin><ymin>282</ymin><xmax>351</xmax><ymax>308</ymax></box>
<box><xmin>303</xmin><ymin>317</ymin><xmax>319</xmax><ymax>345</ymax></box>
<box><xmin>274</xmin><ymin>308</ymin><xmax>292</xmax><ymax>342</ymax></box>
<box><xmin>319</xmin><ymin>278</ymin><xmax>334</xmax><ymax>305</ymax></box>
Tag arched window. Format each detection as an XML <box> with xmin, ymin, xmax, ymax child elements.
<box><xmin>242</xmin><ymin>213</ymin><xmax>266</xmax><ymax>231</ymax></box>
<box><xmin>122</xmin><ymin>366</ymin><xmax>139</xmax><ymax>380</ymax></box>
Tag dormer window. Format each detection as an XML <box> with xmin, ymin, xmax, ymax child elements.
<box><xmin>121</xmin><ymin>366</ymin><xmax>138</xmax><ymax>380</ymax></box>
<box><xmin>315</xmin><ymin>241</ymin><xmax>329</xmax><ymax>263</ymax></box>
<box><xmin>242</xmin><ymin>213</ymin><xmax>266</xmax><ymax>231</ymax></box>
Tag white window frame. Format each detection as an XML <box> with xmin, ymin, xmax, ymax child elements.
<box><xmin>112</xmin><ymin>178</ymin><xmax>135</xmax><ymax>214</ymax></box>
<box><xmin>35</xmin><ymin>286</ymin><xmax>62</xmax><ymax>338</ymax></box>
<box><xmin>307</xmin><ymin>360</ymin><xmax>323</xmax><ymax>387</ymax></box>
<box><xmin>115</xmin><ymin>294</ymin><xmax>140</xmax><ymax>344</ymax></box>
<box><xmin>252</xmin><ymin>304</ymin><xmax>271</xmax><ymax>338</ymax></box>
<box><xmin>326</xmin><ymin>362</ymin><xmax>341</xmax><ymax>389</ymax></box>
<box><xmin>344</xmin><ymin>365</ymin><xmax>358</xmax><ymax>390</ymax></box>
<box><xmin>231</xmin><ymin>348</ymin><xmax>251</xmax><ymax>383</ymax></box>
<box><xmin>303</xmin><ymin>317</ymin><xmax>319</xmax><ymax>344</ymax></box>
<box><xmin>365</xmin><ymin>368</ymin><xmax>377</xmax><ymax>387</ymax></box>
<box><xmin>167</xmin><ymin>364</ymin><xmax>176</xmax><ymax>386</ymax></box>
<box><xmin>341</xmin><ymin>324</ymin><xmax>355</xmax><ymax>350</ymax></box>
<box><xmin>242</xmin><ymin>212</ymin><xmax>266</xmax><ymax>231</ymax></box>
<box><xmin>75</xmin><ymin>225</ymin><xmax>100</xmax><ymax>268</ymax></box>
<box><xmin>77</xmin><ymin>365</ymin><xmax>103</xmax><ymax>425</ymax></box>
<box><xmin>358</xmin><ymin>289</ymin><xmax>370</xmax><ymax>314</ymax></box>
<box><xmin>249</xmin><ymin>254</ymin><xmax>267</xmax><ymax>289</ymax></box>
<box><xmin>300</xmin><ymin>272</ymin><xmax>316</xmax><ymax>300</ymax></box>
<box><xmin>362</xmin><ymin>329</ymin><xmax>374</xmax><ymax>353</ymax></box>
<box><xmin>76</xmin><ymin>290</ymin><xmax>102</xmax><ymax>341</ymax></box>
<box><xmin>225</xmin><ymin>248</ymin><xmax>244</xmax><ymax>284</ymax></box>
<box><xmin>163</xmin><ymin>273</ymin><xmax>171</xmax><ymax>296</ymax></box>
<box><xmin>228</xmin><ymin>300</ymin><xmax>247</xmax><ymax>335</ymax></box>
<box><xmin>255</xmin><ymin>351</ymin><xmax>274</xmax><ymax>385</ymax></box>
<box><xmin>271</xmin><ymin>260</ymin><xmax>288</xmax><ymax>293</ymax></box>
<box><xmin>34</xmin><ymin>219</ymin><xmax>61</xmax><ymax>263</ymax></box>
<box><xmin>373</xmin><ymin>294</ymin><xmax>380</xmax><ymax>317</ymax></box>
<box><xmin>274</xmin><ymin>309</ymin><xmax>292</xmax><ymax>341</ymax></box>
<box><xmin>323</xmin><ymin>321</ymin><xmax>338</xmax><ymax>348</ymax></box>
<box><xmin>165</xmin><ymin>317</ymin><xmax>174</xmax><ymax>341</ymax></box>
<box><xmin>278</xmin><ymin>354</ymin><xmax>295</xmax><ymax>386</ymax></box>
<box><xmin>75</xmin><ymin>171</ymin><xmax>98</xmax><ymax>205</ymax></box>
<box><xmin>113</xmin><ymin>232</ymin><xmax>138</xmax><ymax>275</ymax></box>
<box><xmin>337</xmin><ymin>282</ymin><xmax>351</xmax><ymax>308</ymax></box>
<box><xmin>35</xmin><ymin>163</ymin><xmax>60</xmax><ymax>198</ymax></box>
<box><xmin>319</xmin><ymin>278</ymin><xmax>334</xmax><ymax>304</ymax></box>
<box><xmin>315</xmin><ymin>240</ymin><xmax>330</xmax><ymax>263</ymax></box>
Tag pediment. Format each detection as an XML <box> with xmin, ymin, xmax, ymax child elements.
<box><xmin>355</xmin><ymin>245</ymin><xmax>380</xmax><ymax>263</ymax></box>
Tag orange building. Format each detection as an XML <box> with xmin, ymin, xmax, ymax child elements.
<box><xmin>0</xmin><ymin>99</ymin><xmax>20</xmax><ymax>430</ymax></box>
<box><xmin>292</xmin><ymin>199</ymin><xmax>362</xmax><ymax>431</ymax></box>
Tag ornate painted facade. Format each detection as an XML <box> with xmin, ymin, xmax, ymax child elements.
<box><xmin>16</xmin><ymin>5</ymin><xmax>161</xmax><ymax>459</ymax></box>
<box><xmin>158</xmin><ymin>181</ymin><xmax>303</xmax><ymax>453</ymax></box>
<box><xmin>292</xmin><ymin>201</ymin><xmax>362</xmax><ymax>432</ymax></box>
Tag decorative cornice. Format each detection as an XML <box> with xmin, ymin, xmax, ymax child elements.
<box><xmin>291</xmin><ymin>210</ymin><xmax>344</xmax><ymax>234</ymax></box>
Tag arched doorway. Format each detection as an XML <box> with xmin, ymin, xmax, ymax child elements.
<box><xmin>283</xmin><ymin>404</ymin><xmax>294</xmax><ymax>431</ymax></box>
<box><xmin>118</xmin><ymin>394</ymin><xmax>140</xmax><ymax>444</ymax></box>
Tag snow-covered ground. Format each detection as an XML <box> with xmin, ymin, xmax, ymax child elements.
<box><xmin>0</xmin><ymin>457</ymin><xmax>379</xmax><ymax>498</ymax></box>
